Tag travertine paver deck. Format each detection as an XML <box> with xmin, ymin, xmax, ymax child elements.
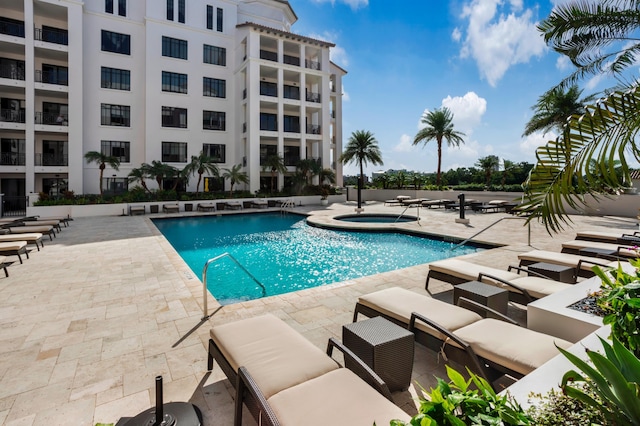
<box><xmin>0</xmin><ymin>201</ymin><xmax>637</xmax><ymax>425</ymax></box>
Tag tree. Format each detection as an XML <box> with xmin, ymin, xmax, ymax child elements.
<box><xmin>142</xmin><ymin>161</ymin><xmax>175</xmax><ymax>190</ymax></box>
<box><xmin>261</xmin><ymin>154</ymin><xmax>287</xmax><ymax>193</ymax></box>
<box><xmin>340</xmin><ymin>130</ymin><xmax>383</xmax><ymax>210</ymax></box>
<box><xmin>475</xmin><ymin>155</ymin><xmax>500</xmax><ymax>186</ymax></box>
<box><xmin>84</xmin><ymin>151</ymin><xmax>120</xmax><ymax>196</ymax></box>
<box><xmin>523</xmin><ymin>85</ymin><xmax>596</xmax><ymax>137</ymax></box>
<box><xmin>500</xmin><ymin>159</ymin><xmax>515</xmax><ymax>187</ymax></box>
<box><xmin>222</xmin><ymin>164</ymin><xmax>249</xmax><ymax>196</ymax></box>
<box><xmin>296</xmin><ymin>158</ymin><xmax>322</xmax><ymax>187</ymax></box>
<box><xmin>185</xmin><ymin>151</ymin><xmax>219</xmax><ymax>193</ymax></box>
<box><xmin>413</xmin><ymin>107</ymin><xmax>465</xmax><ymax>186</ymax></box>
<box><xmin>128</xmin><ymin>167</ymin><xmax>151</xmax><ymax>193</ymax></box>
<box><xmin>318</xmin><ymin>168</ymin><xmax>336</xmax><ymax>186</ymax></box>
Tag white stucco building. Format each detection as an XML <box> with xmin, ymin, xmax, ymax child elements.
<box><xmin>0</xmin><ymin>0</ymin><xmax>345</xmax><ymax>208</ymax></box>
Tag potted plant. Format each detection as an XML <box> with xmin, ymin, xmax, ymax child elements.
<box><xmin>320</xmin><ymin>188</ymin><xmax>329</xmax><ymax>206</ymax></box>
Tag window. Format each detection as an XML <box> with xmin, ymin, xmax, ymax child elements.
<box><xmin>259</xmin><ymin>144</ymin><xmax>277</xmax><ymax>165</ymax></box>
<box><xmin>260</xmin><ymin>113</ymin><xmax>277</xmax><ymax>131</ymax></box>
<box><xmin>162</xmin><ymin>106</ymin><xmax>187</xmax><ymax>128</ymax></box>
<box><xmin>162</xmin><ymin>142</ymin><xmax>187</xmax><ymax>162</ymax></box>
<box><xmin>0</xmin><ymin>138</ymin><xmax>26</xmax><ymax>165</ymax></box>
<box><xmin>260</xmin><ymin>81</ymin><xmax>277</xmax><ymax>97</ymax></box>
<box><xmin>101</xmin><ymin>140</ymin><xmax>130</xmax><ymax>163</ymax></box>
<box><xmin>162</xmin><ymin>36</ymin><xmax>187</xmax><ymax>60</ymax></box>
<box><xmin>206</xmin><ymin>5</ymin><xmax>213</xmax><ymax>30</ymax></box>
<box><xmin>203</xmin><ymin>77</ymin><xmax>225</xmax><ymax>98</ymax></box>
<box><xmin>203</xmin><ymin>44</ymin><xmax>226</xmax><ymax>66</ymax></box>
<box><xmin>105</xmin><ymin>0</ymin><xmax>113</xmax><ymax>13</ymax></box>
<box><xmin>0</xmin><ymin>58</ymin><xmax>25</xmax><ymax>80</ymax></box>
<box><xmin>178</xmin><ymin>0</ymin><xmax>185</xmax><ymax>23</ymax></box>
<box><xmin>284</xmin><ymin>145</ymin><xmax>300</xmax><ymax>166</ymax></box>
<box><xmin>101</xmin><ymin>30</ymin><xmax>130</xmax><ymax>55</ymax></box>
<box><xmin>162</xmin><ymin>71</ymin><xmax>187</xmax><ymax>94</ymax></box>
<box><xmin>40</xmin><ymin>64</ymin><xmax>68</xmax><ymax>85</ymax></box>
<box><xmin>216</xmin><ymin>7</ymin><xmax>223</xmax><ymax>32</ymax></box>
<box><xmin>283</xmin><ymin>115</ymin><xmax>300</xmax><ymax>133</ymax></box>
<box><xmin>283</xmin><ymin>84</ymin><xmax>300</xmax><ymax>100</ymax></box>
<box><xmin>118</xmin><ymin>0</ymin><xmax>126</xmax><ymax>16</ymax></box>
<box><xmin>41</xmin><ymin>140</ymin><xmax>68</xmax><ymax>166</ymax></box>
<box><xmin>101</xmin><ymin>67</ymin><xmax>130</xmax><ymax>90</ymax></box>
<box><xmin>203</xmin><ymin>111</ymin><xmax>225</xmax><ymax>131</ymax></box>
<box><xmin>203</xmin><ymin>143</ymin><xmax>225</xmax><ymax>163</ymax></box>
<box><xmin>42</xmin><ymin>102</ymin><xmax>68</xmax><ymax>125</ymax></box>
<box><xmin>166</xmin><ymin>0</ymin><xmax>173</xmax><ymax>20</ymax></box>
<box><xmin>101</xmin><ymin>103</ymin><xmax>130</xmax><ymax>126</ymax></box>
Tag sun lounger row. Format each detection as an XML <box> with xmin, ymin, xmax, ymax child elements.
<box><xmin>207</xmin><ymin>314</ymin><xmax>410</xmax><ymax>425</ymax></box>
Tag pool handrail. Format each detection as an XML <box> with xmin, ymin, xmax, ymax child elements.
<box><xmin>201</xmin><ymin>252</ymin><xmax>267</xmax><ymax>319</ymax></box>
<box><xmin>449</xmin><ymin>216</ymin><xmax>530</xmax><ymax>251</ymax></box>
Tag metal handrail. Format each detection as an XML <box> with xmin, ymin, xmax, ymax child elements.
<box><xmin>280</xmin><ymin>198</ymin><xmax>295</xmax><ymax>213</ymax></box>
<box><xmin>450</xmin><ymin>216</ymin><xmax>530</xmax><ymax>251</ymax></box>
<box><xmin>201</xmin><ymin>252</ymin><xmax>266</xmax><ymax>319</ymax></box>
<box><xmin>395</xmin><ymin>203</ymin><xmax>421</xmax><ymax>226</ymax></box>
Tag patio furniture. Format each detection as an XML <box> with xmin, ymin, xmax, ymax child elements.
<box><xmin>162</xmin><ymin>203</ymin><xmax>179</xmax><ymax>213</ymax></box>
<box><xmin>22</xmin><ymin>220</ymin><xmax>61</xmax><ymax>232</ymax></box>
<box><xmin>453</xmin><ymin>280</ymin><xmax>508</xmax><ymax>316</ymax></box>
<box><xmin>526</xmin><ymin>262</ymin><xmax>577</xmax><ymax>283</ymax></box>
<box><xmin>342</xmin><ymin>316</ymin><xmax>414</xmax><ymax>392</ymax></box>
<box><xmin>561</xmin><ymin>239</ymin><xmax>636</xmax><ymax>258</ymax></box>
<box><xmin>0</xmin><ymin>241</ymin><xmax>28</xmax><ymax>264</ymax></box>
<box><xmin>250</xmin><ymin>199</ymin><xmax>269</xmax><ymax>209</ymax></box>
<box><xmin>196</xmin><ymin>202</ymin><xmax>216</xmax><ymax>212</ymax></box>
<box><xmin>384</xmin><ymin>195</ymin><xmax>411</xmax><ymax>206</ymax></box>
<box><xmin>0</xmin><ymin>255</ymin><xmax>8</xmax><ymax>277</ymax></box>
<box><xmin>224</xmin><ymin>201</ymin><xmax>243</xmax><ymax>210</ymax></box>
<box><xmin>517</xmin><ymin>249</ymin><xmax>615</xmax><ymax>279</ymax></box>
<box><xmin>575</xmin><ymin>229</ymin><xmax>640</xmax><ymax>244</ymax></box>
<box><xmin>8</xmin><ymin>225</ymin><xmax>55</xmax><ymax>240</ymax></box>
<box><xmin>421</xmin><ymin>199</ymin><xmax>454</xmax><ymax>209</ymax></box>
<box><xmin>0</xmin><ymin>233</ymin><xmax>43</xmax><ymax>251</ymax></box>
<box><xmin>129</xmin><ymin>205</ymin><xmax>145</xmax><ymax>215</ymax></box>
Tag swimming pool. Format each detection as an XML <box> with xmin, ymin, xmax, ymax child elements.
<box><xmin>153</xmin><ymin>213</ymin><xmax>484</xmax><ymax>304</ymax></box>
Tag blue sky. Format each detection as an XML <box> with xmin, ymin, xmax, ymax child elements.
<box><xmin>287</xmin><ymin>0</ymin><xmax>610</xmax><ymax>177</ymax></box>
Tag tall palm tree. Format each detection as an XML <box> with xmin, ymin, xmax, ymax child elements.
<box><xmin>413</xmin><ymin>107</ymin><xmax>465</xmax><ymax>186</ymax></box>
<box><xmin>475</xmin><ymin>155</ymin><xmax>499</xmax><ymax>186</ymax></box>
<box><xmin>261</xmin><ymin>154</ymin><xmax>287</xmax><ymax>193</ymax></box>
<box><xmin>523</xmin><ymin>85</ymin><xmax>596</xmax><ymax>137</ymax></box>
<box><xmin>127</xmin><ymin>167</ymin><xmax>151</xmax><ymax>193</ymax></box>
<box><xmin>222</xmin><ymin>164</ymin><xmax>249</xmax><ymax>196</ymax></box>
<box><xmin>340</xmin><ymin>130</ymin><xmax>383</xmax><ymax>210</ymax></box>
<box><xmin>143</xmin><ymin>160</ymin><xmax>174</xmax><ymax>190</ymax></box>
<box><xmin>84</xmin><ymin>151</ymin><xmax>120</xmax><ymax>196</ymax></box>
<box><xmin>185</xmin><ymin>151</ymin><xmax>219</xmax><ymax>193</ymax></box>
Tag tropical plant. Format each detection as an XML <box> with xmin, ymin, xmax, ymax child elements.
<box><xmin>413</xmin><ymin>107</ymin><xmax>465</xmax><ymax>187</ymax></box>
<box><xmin>318</xmin><ymin>168</ymin><xmax>336</xmax><ymax>186</ymax></box>
<box><xmin>593</xmin><ymin>260</ymin><xmax>640</xmax><ymax>357</ymax></box>
<box><xmin>222</xmin><ymin>164</ymin><xmax>249</xmax><ymax>195</ymax></box>
<box><xmin>527</xmin><ymin>387</ymin><xmax>604</xmax><ymax>425</ymax></box>
<box><xmin>127</xmin><ymin>167</ymin><xmax>151</xmax><ymax>193</ymax></box>
<box><xmin>84</xmin><ymin>151</ymin><xmax>120</xmax><ymax>196</ymax></box>
<box><xmin>340</xmin><ymin>130</ymin><xmax>383</xmax><ymax>210</ymax></box>
<box><xmin>500</xmin><ymin>159</ymin><xmax>515</xmax><ymax>187</ymax></box>
<box><xmin>523</xmin><ymin>85</ymin><xmax>596</xmax><ymax>137</ymax></box>
<box><xmin>261</xmin><ymin>154</ymin><xmax>287</xmax><ymax>193</ymax></box>
<box><xmin>296</xmin><ymin>158</ymin><xmax>322</xmax><ymax>187</ymax></box>
<box><xmin>476</xmin><ymin>155</ymin><xmax>500</xmax><ymax>186</ymax></box>
<box><xmin>391</xmin><ymin>365</ymin><xmax>531</xmax><ymax>426</ymax></box>
<box><xmin>558</xmin><ymin>335</ymin><xmax>640</xmax><ymax>426</ymax></box>
<box><xmin>185</xmin><ymin>151</ymin><xmax>219</xmax><ymax>193</ymax></box>
<box><xmin>142</xmin><ymin>160</ymin><xmax>174</xmax><ymax>190</ymax></box>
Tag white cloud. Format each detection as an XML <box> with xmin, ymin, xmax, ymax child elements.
<box><xmin>556</xmin><ymin>55</ymin><xmax>571</xmax><ymax>71</ymax></box>
<box><xmin>311</xmin><ymin>0</ymin><xmax>368</xmax><ymax>10</ymax></box>
<box><xmin>441</xmin><ymin>92</ymin><xmax>487</xmax><ymax>135</ymax></box>
<box><xmin>330</xmin><ymin>45</ymin><xmax>349</xmax><ymax>67</ymax></box>
<box><xmin>393</xmin><ymin>134</ymin><xmax>415</xmax><ymax>153</ymax></box>
<box><xmin>458</xmin><ymin>0</ymin><xmax>547</xmax><ymax>87</ymax></box>
<box><xmin>519</xmin><ymin>131</ymin><xmax>557</xmax><ymax>156</ymax></box>
<box><xmin>585</xmin><ymin>73</ymin><xmax>605</xmax><ymax>90</ymax></box>
<box><xmin>452</xmin><ymin>27</ymin><xmax>462</xmax><ymax>42</ymax></box>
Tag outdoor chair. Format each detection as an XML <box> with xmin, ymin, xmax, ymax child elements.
<box><xmin>517</xmin><ymin>249</ymin><xmax>619</xmax><ymax>278</ymax></box>
<box><xmin>224</xmin><ymin>201</ymin><xmax>243</xmax><ymax>210</ymax></box>
<box><xmin>561</xmin><ymin>239</ymin><xmax>636</xmax><ymax>259</ymax></box>
<box><xmin>0</xmin><ymin>255</ymin><xmax>8</xmax><ymax>277</ymax></box>
<box><xmin>162</xmin><ymin>203</ymin><xmax>179</xmax><ymax>213</ymax></box>
<box><xmin>575</xmin><ymin>229</ymin><xmax>640</xmax><ymax>244</ymax></box>
<box><xmin>421</xmin><ymin>199</ymin><xmax>454</xmax><ymax>209</ymax></box>
<box><xmin>0</xmin><ymin>241</ymin><xmax>29</xmax><ymax>264</ymax></box>
<box><xmin>22</xmin><ymin>220</ymin><xmax>62</xmax><ymax>232</ymax></box>
<box><xmin>250</xmin><ymin>199</ymin><xmax>269</xmax><ymax>209</ymax></box>
<box><xmin>0</xmin><ymin>233</ymin><xmax>43</xmax><ymax>251</ymax></box>
<box><xmin>207</xmin><ymin>313</ymin><xmax>410</xmax><ymax>426</ymax></box>
<box><xmin>7</xmin><ymin>225</ymin><xmax>55</xmax><ymax>240</ymax></box>
<box><xmin>196</xmin><ymin>202</ymin><xmax>216</xmax><ymax>212</ymax></box>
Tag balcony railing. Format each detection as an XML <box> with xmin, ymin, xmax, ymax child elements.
<box><xmin>35</xmin><ymin>70</ymin><xmax>68</xmax><ymax>86</ymax></box>
<box><xmin>283</xmin><ymin>125</ymin><xmax>300</xmax><ymax>133</ymax></box>
<box><xmin>259</xmin><ymin>49</ymin><xmax>277</xmax><ymax>62</ymax></box>
<box><xmin>283</xmin><ymin>55</ymin><xmax>300</xmax><ymax>66</ymax></box>
<box><xmin>35</xmin><ymin>112</ymin><xmax>68</xmax><ymax>126</ymax></box>
<box><xmin>0</xmin><ymin>18</ymin><xmax>25</xmax><ymax>38</ymax></box>
<box><xmin>0</xmin><ymin>63</ymin><xmax>25</xmax><ymax>80</ymax></box>
<box><xmin>35</xmin><ymin>153</ymin><xmax>68</xmax><ymax>166</ymax></box>
<box><xmin>0</xmin><ymin>109</ymin><xmax>25</xmax><ymax>123</ymax></box>
<box><xmin>0</xmin><ymin>152</ymin><xmax>25</xmax><ymax>165</ymax></box>
<box><xmin>242</xmin><ymin>88</ymin><xmax>247</xmax><ymax>99</ymax></box>
<box><xmin>331</xmin><ymin>110</ymin><xmax>336</xmax><ymax>118</ymax></box>
<box><xmin>34</xmin><ymin>27</ymin><xmax>68</xmax><ymax>46</ymax></box>
<box><xmin>306</xmin><ymin>92</ymin><xmax>321</xmax><ymax>103</ymax></box>
<box><xmin>305</xmin><ymin>59</ymin><xmax>321</xmax><ymax>70</ymax></box>
<box><xmin>306</xmin><ymin>124</ymin><xmax>321</xmax><ymax>135</ymax></box>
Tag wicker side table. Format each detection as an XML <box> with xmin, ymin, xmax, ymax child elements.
<box><xmin>528</xmin><ymin>262</ymin><xmax>575</xmax><ymax>283</ymax></box>
<box><xmin>342</xmin><ymin>316</ymin><xmax>414</xmax><ymax>392</ymax></box>
<box><xmin>453</xmin><ymin>280</ymin><xmax>508</xmax><ymax>317</ymax></box>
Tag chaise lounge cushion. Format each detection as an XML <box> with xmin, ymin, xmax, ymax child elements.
<box><xmin>357</xmin><ymin>287</ymin><xmax>482</xmax><ymax>340</ymax></box>
<box><xmin>429</xmin><ymin>258</ymin><xmax>520</xmax><ymax>283</ymax></box>
<box><xmin>506</xmin><ymin>276</ymin><xmax>572</xmax><ymax>299</ymax></box>
<box><xmin>453</xmin><ymin>318</ymin><xmax>572</xmax><ymax>376</ymax></box>
<box><xmin>267</xmin><ymin>368</ymin><xmax>410</xmax><ymax>425</ymax></box>
<box><xmin>210</xmin><ymin>314</ymin><xmax>338</xmax><ymax>399</ymax></box>
<box><xmin>518</xmin><ymin>250</ymin><xmax>610</xmax><ymax>272</ymax></box>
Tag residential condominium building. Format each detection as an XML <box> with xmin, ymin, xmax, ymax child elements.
<box><xmin>0</xmin><ymin>0</ymin><xmax>345</xmax><ymax>209</ymax></box>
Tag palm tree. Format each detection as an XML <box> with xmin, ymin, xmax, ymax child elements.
<box><xmin>523</xmin><ymin>85</ymin><xmax>596</xmax><ymax>137</ymax></box>
<box><xmin>185</xmin><ymin>151</ymin><xmax>219</xmax><ymax>193</ymax></box>
<box><xmin>222</xmin><ymin>164</ymin><xmax>249</xmax><ymax>196</ymax></box>
<box><xmin>128</xmin><ymin>167</ymin><xmax>151</xmax><ymax>193</ymax></box>
<box><xmin>500</xmin><ymin>159</ymin><xmax>515</xmax><ymax>187</ymax></box>
<box><xmin>261</xmin><ymin>154</ymin><xmax>287</xmax><ymax>193</ymax></box>
<box><xmin>296</xmin><ymin>158</ymin><xmax>322</xmax><ymax>188</ymax></box>
<box><xmin>475</xmin><ymin>155</ymin><xmax>500</xmax><ymax>186</ymax></box>
<box><xmin>413</xmin><ymin>107</ymin><xmax>465</xmax><ymax>186</ymax></box>
<box><xmin>318</xmin><ymin>168</ymin><xmax>336</xmax><ymax>186</ymax></box>
<box><xmin>143</xmin><ymin>160</ymin><xmax>174</xmax><ymax>190</ymax></box>
<box><xmin>340</xmin><ymin>130</ymin><xmax>383</xmax><ymax>210</ymax></box>
<box><xmin>84</xmin><ymin>151</ymin><xmax>120</xmax><ymax>196</ymax></box>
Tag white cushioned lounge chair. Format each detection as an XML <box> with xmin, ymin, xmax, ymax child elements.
<box><xmin>8</xmin><ymin>225</ymin><xmax>55</xmax><ymax>240</ymax></box>
<box><xmin>0</xmin><ymin>233</ymin><xmax>43</xmax><ymax>250</ymax></box>
<box><xmin>517</xmin><ymin>249</ymin><xmax>618</xmax><ymax>278</ymax></box>
<box><xmin>0</xmin><ymin>241</ymin><xmax>29</xmax><ymax>264</ymax></box>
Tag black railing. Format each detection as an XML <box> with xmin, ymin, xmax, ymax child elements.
<box><xmin>306</xmin><ymin>92</ymin><xmax>321</xmax><ymax>103</ymax></box>
<box><xmin>283</xmin><ymin>85</ymin><xmax>300</xmax><ymax>100</ymax></box>
<box><xmin>305</xmin><ymin>59</ymin><xmax>320</xmax><ymax>70</ymax></box>
<box><xmin>284</xmin><ymin>125</ymin><xmax>300</xmax><ymax>133</ymax></box>
<box><xmin>0</xmin><ymin>18</ymin><xmax>25</xmax><ymax>38</ymax></box>
<box><xmin>2</xmin><ymin>196</ymin><xmax>27</xmax><ymax>217</ymax></box>
<box><xmin>35</xmin><ymin>69</ymin><xmax>68</xmax><ymax>86</ymax></box>
<box><xmin>35</xmin><ymin>27</ymin><xmax>68</xmax><ymax>45</ymax></box>
<box><xmin>283</xmin><ymin>55</ymin><xmax>300</xmax><ymax>66</ymax></box>
<box><xmin>306</xmin><ymin>124</ymin><xmax>321</xmax><ymax>135</ymax></box>
<box><xmin>35</xmin><ymin>112</ymin><xmax>68</xmax><ymax>126</ymax></box>
<box><xmin>35</xmin><ymin>153</ymin><xmax>68</xmax><ymax>166</ymax></box>
<box><xmin>242</xmin><ymin>122</ymin><xmax>247</xmax><ymax>133</ymax></box>
<box><xmin>0</xmin><ymin>109</ymin><xmax>25</xmax><ymax>123</ymax></box>
<box><xmin>259</xmin><ymin>50</ymin><xmax>277</xmax><ymax>62</ymax></box>
<box><xmin>0</xmin><ymin>63</ymin><xmax>25</xmax><ymax>80</ymax></box>
<box><xmin>242</xmin><ymin>88</ymin><xmax>247</xmax><ymax>99</ymax></box>
<box><xmin>0</xmin><ymin>152</ymin><xmax>25</xmax><ymax>165</ymax></box>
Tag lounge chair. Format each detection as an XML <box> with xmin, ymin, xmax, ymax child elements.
<box><xmin>250</xmin><ymin>199</ymin><xmax>269</xmax><ymax>209</ymax></box>
<box><xmin>561</xmin><ymin>239</ymin><xmax>636</xmax><ymax>259</ymax></box>
<box><xmin>471</xmin><ymin>200</ymin><xmax>509</xmax><ymax>213</ymax></box>
<box><xmin>0</xmin><ymin>255</ymin><xmax>8</xmax><ymax>277</ymax></box>
<box><xmin>425</xmin><ymin>258</ymin><xmax>571</xmax><ymax>303</ymax></box>
<box><xmin>517</xmin><ymin>249</ymin><xmax>616</xmax><ymax>278</ymax></box>
<box><xmin>207</xmin><ymin>314</ymin><xmax>410</xmax><ymax>426</ymax></box>
<box><xmin>575</xmin><ymin>229</ymin><xmax>640</xmax><ymax>244</ymax></box>
<box><xmin>384</xmin><ymin>195</ymin><xmax>411</xmax><ymax>206</ymax></box>
<box><xmin>224</xmin><ymin>201</ymin><xmax>243</xmax><ymax>210</ymax></box>
<box><xmin>0</xmin><ymin>241</ymin><xmax>29</xmax><ymax>264</ymax></box>
<box><xmin>399</xmin><ymin>198</ymin><xmax>424</xmax><ymax>206</ymax></box>
<box><xmin>196</xmin><ymin>202</ymin><xmax>216</xmax><ymax>212</ymax></box>
<box><xmin>37</xmin><ymin>216</ymin><xmax>72</xmax><ymax>226</ymax></box>
<box><xmin>8</xmin><ymin>225</ymin><xmax>55</xmax><ymax>240</ymax></box>
<box><xmin>0</xmin><ymin>233</ymin><xmax>43</xmax><ymax>251</ymax></box>
<box><xmin>22</xmin><ymin>220</ymin><xmax>61</xmax><ymax>232</ymax></box>
<box><xmin>128</xmin><ymin>205</ymin><xmax>145</xmax><ymax>215</ymax></box>
<box><xmin>421</xmin><ymin>199</ymin><xmax>454</xmax><ymax>209</ymax></box>
<box><xmin>353</xmin><ymin>287</ymin><xmax>573</xmax><ymax>384</ymax></box>
<box><xmin>162</xmin><ymin>203</ymin><xmax>179</xmax><ymax>213</ymax></box>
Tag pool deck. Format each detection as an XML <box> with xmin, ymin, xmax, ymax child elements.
<box><xmin>0</xmin><ymin>201</ymin><xmax>637</xmax><ymax>425</ymax></box>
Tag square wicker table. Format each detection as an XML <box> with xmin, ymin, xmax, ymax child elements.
<box><xmin>527</xmin><ymin>262</ymin><xmax>575</xmax><ymax>283</ymax></box>
<box><xmin>342</xmin><ymin>316</ymin><xmax>414</xmax><ymax>392</ymax></box>
<box><xmin>453</xmin><ymin>280</ymin><xmax>508</xmax><ymax>316</ymax></box>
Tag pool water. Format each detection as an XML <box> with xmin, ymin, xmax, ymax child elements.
<box><xmin>153</xmin><ymin>213</ymin><xmax>483</xmax><ymax>304</ymax></box>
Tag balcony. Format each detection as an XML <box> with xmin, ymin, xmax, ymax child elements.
<box><xmin>305</xmin><ymin>59</ymin><xmax>321</xmax><ymax>71</ymax></box>
<box><xmin>260</xmin><ymin>50</ymin><xmax>277</xmax><ymax>62</ymax></box>
<box><xmin>306</xmin><ymin>92</ymin><xmax>321</xmax><ymax>103</ymax></box>
<box><xmin>0</xmin><ymin>109</ymin><xmax>25</xmax><ymax>123</ymax></box>
<box><xmin>306</xmin><ymin>124</ymin><xmax>321</xmax><ymax>135</ymax></box>
<box><xmin>0</xmin><ymin>18</ymin><xmax>25</xmax><ymax>38</ymax></box>
<box><xmin>35</xmin><ymin>69</ymin><xmax>68</xmax><ymax>86</ymax></box>
<box><xmin>0</xmin><ymin>63</ymin><xmax>25</xmax><ymax>81</ymax></box>
<box><xmin>0</xmin><ymin>152</ymin><xmax>25</xmax><ymax>166</ymax></box>
<box><xmin>260</xmin><ymin>81</ymin><xmax>277</xmax><ymax>97</ymax></box>
<box><xmin>34</xmin><ymin>27</ymin><xmax>68</xmax><ymax>46</ymax></box>
<box><xmin>283</xmin><ymin>125</ymin><xmax>300</xmax><ymax>133</ymax></box>
<box><xmin>283</xmin><ymin>55</ymin><xmax>300</xmax><ymax>66</ymax></box>
<box><xmin>283</xmin><ymin>85</ymin><xmax>300</xmax><ymax>100</ymax></box>
<box><xmin>35</xmin><ymin>112</ymin><xmax>67</xmax><ymax>126</ymax></box>
<box><xmin>35</xmin><ymin>153</ymin><xmax>68</xmax><ymax>166</ymax></box>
